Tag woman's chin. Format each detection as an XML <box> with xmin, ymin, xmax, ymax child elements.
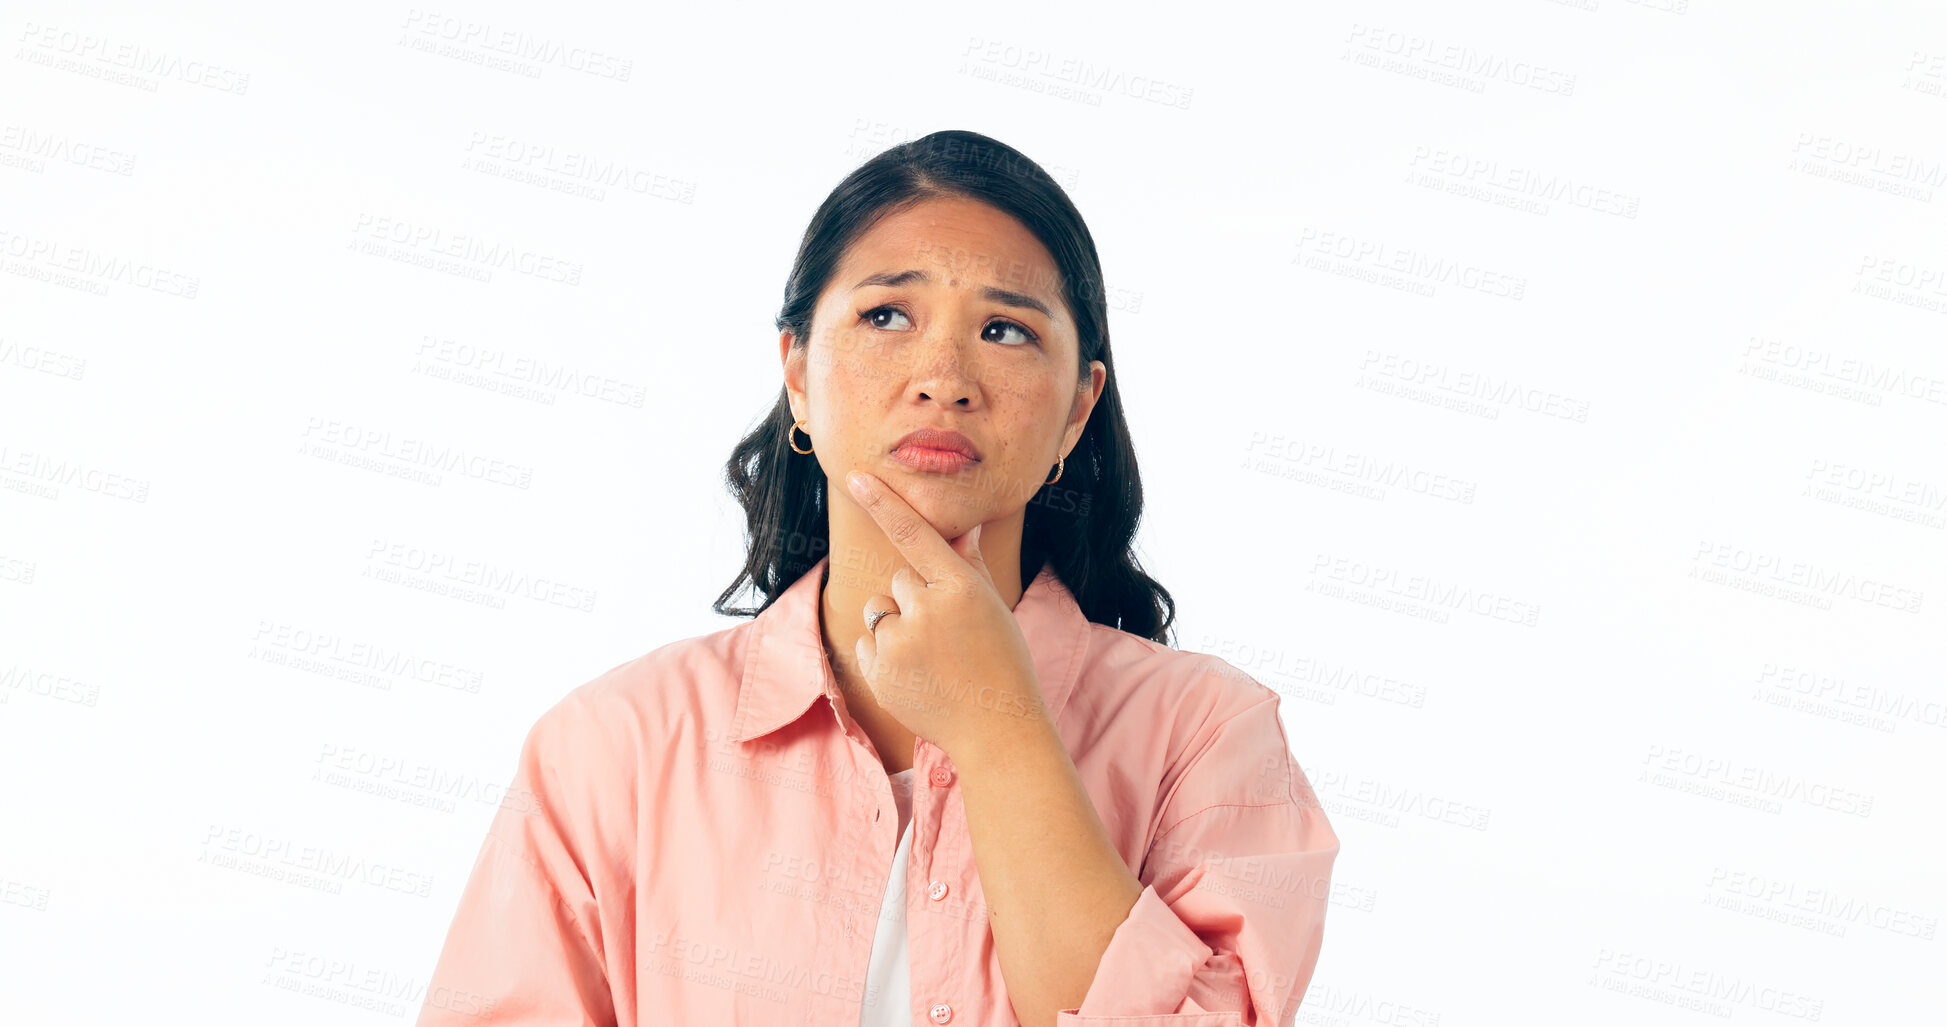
<box><xmin>912</xmin><ymin>503</ymin><xmax>988</xmax><ymax>545</ymax></box>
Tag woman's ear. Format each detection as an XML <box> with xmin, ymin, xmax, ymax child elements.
<box><xmin>780</xmin><ymin>330</ymin><xmax>806</xmax><ymax>412</ymax></box>
<box><xmin>1066</xmin><ymin>361</ymin><xmax>1107</xmax><ymax>447</ymax></box>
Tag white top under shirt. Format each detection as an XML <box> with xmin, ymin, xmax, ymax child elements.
<box><xmin>858</xmin><ymin>767</ymin><xmax>916</xmax><ymax>1027</ymax></box>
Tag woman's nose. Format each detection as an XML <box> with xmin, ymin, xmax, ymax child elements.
<box><xmin>908</xmin><ymin>335</ymin><xmax>980</xmax><ymax>404</ymax></box>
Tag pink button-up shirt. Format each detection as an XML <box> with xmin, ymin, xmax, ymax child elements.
<box><xmin>415</xmin><ymin>554</ymin><xmax>1340</xmax><ymax>1027</ymax></box>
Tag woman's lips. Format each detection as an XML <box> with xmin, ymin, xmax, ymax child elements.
<box><xmin>890</xmin><ymin>444</ymin><xmax>979</xmax><ymax>473</ymax></box>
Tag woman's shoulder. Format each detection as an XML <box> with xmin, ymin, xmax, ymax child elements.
<box><xmin>1072</xmin><ymin>621</ymin><xmax>1285</xmax><ymax>758</ymax></box>
<box><xmin>484</xmin><ymin>623</ymin><xmax>757</xmax><ymax>853</ymax></box>
<box><xmin>1080</xmin><ymin>621</ymin><xmax>1280</xmax><ymax>711</ymax></box>
<box><xmin>519</xmin><ymin>619</ymin><xmax>760</xmax><ymax>759</ymax></box>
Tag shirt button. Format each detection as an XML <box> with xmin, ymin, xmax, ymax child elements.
<box><xmin>928</xmin><ymin>880</ymin><xmax>948</xmax><ymax>901</ymax></box>
<box><xmin>929</xmin><ymin>1003</ymin><xmax>953</xmax><ymax>1024</ymax></box>
<box><xmin>929</xmin><ymin>766</ymin><xmax>954</xmax><ymax>788</ymax></box>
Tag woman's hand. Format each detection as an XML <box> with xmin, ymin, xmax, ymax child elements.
<box><xmin>845</xmin><ymin>469</ymin><xmax>1052</xmax><ymax>766</ymax></box>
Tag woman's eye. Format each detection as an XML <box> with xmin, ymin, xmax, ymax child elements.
<box><xmin>862</xmin><ymin>306</ymin><xmax>912</xmax><ymax>331</ymax></box>
<box><xmin>984</xmin><ymin>320</ymin><xmax>1037</xmax><ymax>346</ymax></box>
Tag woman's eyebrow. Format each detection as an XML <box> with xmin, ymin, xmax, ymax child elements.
<box><xmin>851</xmin><ymin>268</ymin><xmax>1053</xmax><ymax>320</ymax></box>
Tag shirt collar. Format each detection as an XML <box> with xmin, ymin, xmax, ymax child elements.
<box><xmin>730</xmin><ymin>554</ymin><xmax>1092</xmax><ymax>744</ymax></box>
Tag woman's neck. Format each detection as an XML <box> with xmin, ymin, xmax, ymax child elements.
<box><xmin>815</xmin><ymin>497</ymin><xmax>1027</xmax><ymax>771</ymax></box>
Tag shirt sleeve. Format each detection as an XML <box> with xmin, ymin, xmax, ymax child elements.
<box><xmin>414</xmin><ymin>705</ymin><xmax>620</xmax><ymax>1027</ymax></box>
<box><xmin>1058</xmin><ymin>685</ymin><xmax>1340</xmax><ymax>1027</ymax></box>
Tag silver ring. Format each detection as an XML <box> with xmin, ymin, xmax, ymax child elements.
<box><xmin>865</xmin><ymin>606</ymin><xmax>894</xmax><ymax>633</ymax></box>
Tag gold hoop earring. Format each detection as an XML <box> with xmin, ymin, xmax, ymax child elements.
<box><xmin>1044</xmin><ymin>454</ymin><xmax>1064</xmax><ymax>485</ymax></box>
<box><xmin>788</xmin><ymin>419</ymin><xmax>814</xmax><ymax>454</ymax></box>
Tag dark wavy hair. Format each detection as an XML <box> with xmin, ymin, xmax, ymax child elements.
<box><xmin>712</xmin><ymin>129</ymin><xmax>1175</xmax><ymax>646</ymax></box>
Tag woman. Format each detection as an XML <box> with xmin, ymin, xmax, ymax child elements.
<box><xmin>416</xmin><ymin>130</ymin><xmax>1339</xmax><ymax>1027</ymax></box>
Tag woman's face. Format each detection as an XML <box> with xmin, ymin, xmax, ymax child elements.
<box><xmin>782</xmin><ymin>194</ymin><xmax>1107</xmax><ymax>540</ymax></box>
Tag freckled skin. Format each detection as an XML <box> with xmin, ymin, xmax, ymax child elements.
<box><xmin>778</xmin><ymin>194</ymin><xmax>1107</xmax><ymax>771</ymax></box>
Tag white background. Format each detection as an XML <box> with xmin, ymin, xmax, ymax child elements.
<box><xmin>2</xmin><ymin>0</ymin><xmax>1941</xmax><ymax>1023</ymax></box>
